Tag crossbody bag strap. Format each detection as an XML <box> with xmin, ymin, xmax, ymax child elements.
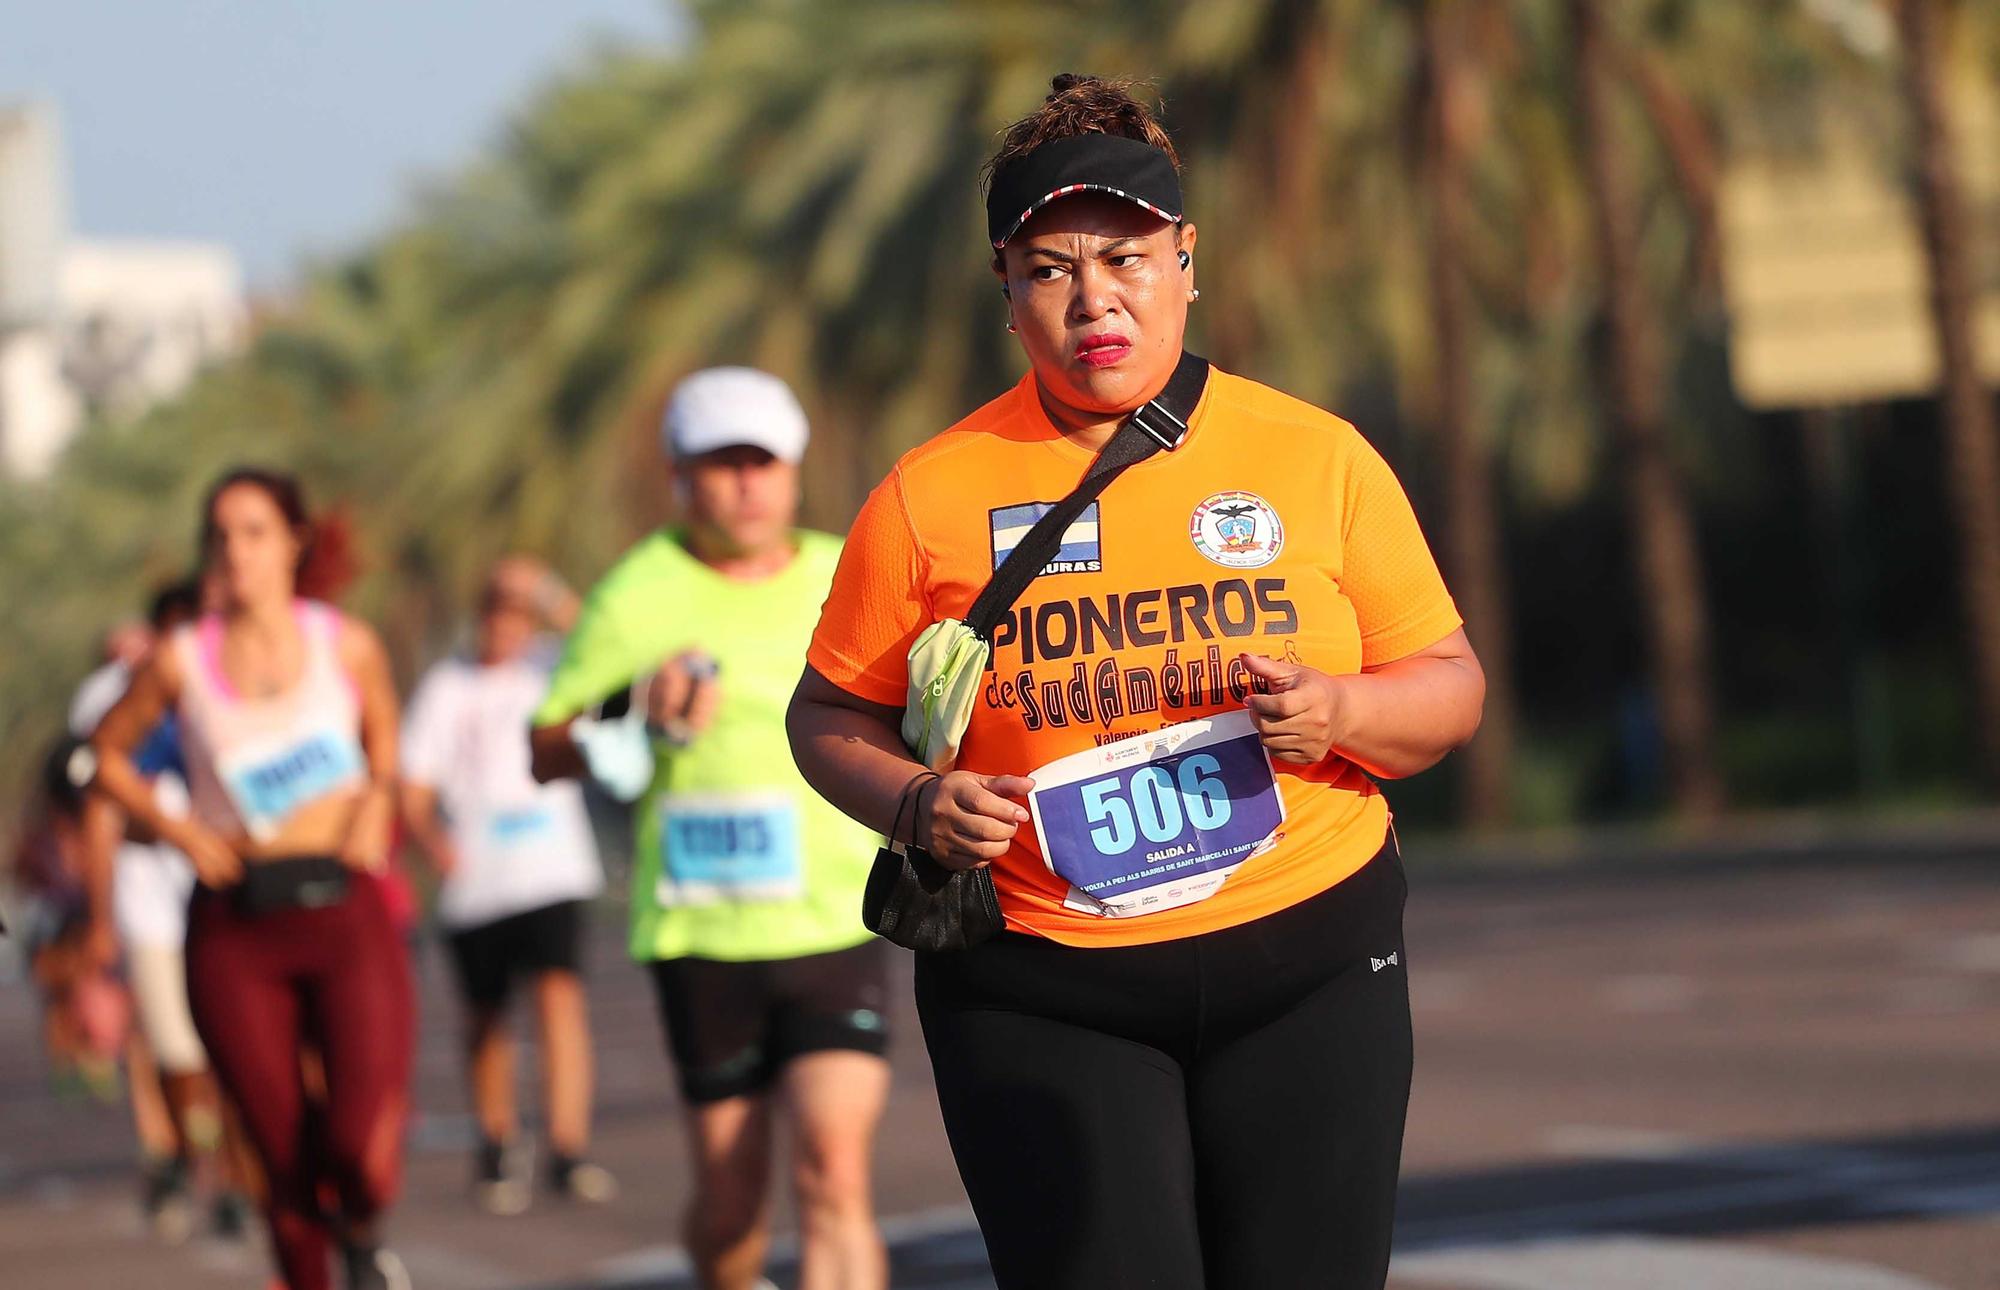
<box><xmin>965</xmin><ymin>351</ymin><xmax>1210</xmax><ymax>640</ymax></box>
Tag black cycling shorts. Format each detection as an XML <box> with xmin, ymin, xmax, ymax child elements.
<box><xmin>916</xmin><ymin>840</ymin><xmax>1412</xmax><ymax>1290</ymax></box>
<box><xmin>647</xmin><ymin>940</ymin><xmax>891</xmax><ymax>1104</ymax></box>
<box><xmin>445</xmin><ymin>899</ymin><xmax>587</xmax><ymax>1010</ymax></box>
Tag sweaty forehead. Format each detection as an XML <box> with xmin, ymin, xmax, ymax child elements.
<box><xmin>1010</xmin><ymin>191</ymin><xmax>1175</xmax><ymax>251</ymax></box>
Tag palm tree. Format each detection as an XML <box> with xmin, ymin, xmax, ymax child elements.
<box><xmin>1416</xmin><ymin>0</ymin><xmax>1515</xmax><ymax>827</ymax></box>
<box><xmin>1567</xmin><ymin>0</ymin><xmax>1724</xmax><ymax>819</ymax></box>
<box><xmin>1893</xmin><ymin>0</ymin><xmax>2000</xmax><ymax>788</ymax></box>
<box><xmin>1136</xmin><ymin>0</ymin><xmax>1524</xmax><ymax>826</ymax></box>
<box><xmin>16</xmin><ymin>0</ymin><xmax>1912</xmax><ymax>828</ymax></box>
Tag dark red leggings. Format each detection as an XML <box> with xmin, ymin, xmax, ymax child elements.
<box><xmin>186</xmin><ymin>870</ymin><xmax>415</xmax><ymax>1290</ymax></box>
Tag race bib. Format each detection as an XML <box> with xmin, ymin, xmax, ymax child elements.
<box><xmin>656</xmin><ymin>791</ymin><xmax>804</xmax><ymax>907</ymax></box>
<box><xmin>217</xmin><ymin>724</ymin><xmax>367</xmax><ymax>841</ymax></box>
<box><xmin>1028</xmin><ymin>711</ymin><xmax>1285</xmax><ymax>918</ymax></box>
<box><xmin>484</xmin><ymin>804</ymin><xmax>556</xmax><ymax>848</ymax></box>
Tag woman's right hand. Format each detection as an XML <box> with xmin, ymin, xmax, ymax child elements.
<box><xmin>918</xmin><ymin>772</ymin><xmax>1035</xmax><ymax>870</ymax></box>
<box><xmin>173</xmin><ymin>822</ymin><xmax>244</xmax><ymax>888</ymax></box>
<box><xmin>646</xmin><ymin>651</ymin><xmax>722</xmax><ymax>744</ymax></box>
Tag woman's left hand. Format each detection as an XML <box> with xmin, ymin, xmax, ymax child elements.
<box><xmin>1241</xmin><ymin>653</ymin><xmax>1347</xmax><ymax>766</ymax></box>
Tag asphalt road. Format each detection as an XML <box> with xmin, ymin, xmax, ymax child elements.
<box><xmin>3</xmin><ymin>843</ymin><xmax>1995</xmax><ymax>1289</ymax></box>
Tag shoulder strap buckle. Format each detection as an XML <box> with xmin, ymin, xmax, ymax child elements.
<box><xmin>1127</xmin><ymin>397</ymin><xmax>1190</xmax><ymax>452</ymax></box>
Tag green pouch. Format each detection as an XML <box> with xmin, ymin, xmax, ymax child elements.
<box><xmin>902</xmin><ymin>619</ymin><xmax>992</xmax><ymax>773</ymax></box>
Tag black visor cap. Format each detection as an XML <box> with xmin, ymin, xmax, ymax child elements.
<box><xmin>986</xmin><ymin>133</ymin><xmax>1184</xmax><ymax>249</ymax></box>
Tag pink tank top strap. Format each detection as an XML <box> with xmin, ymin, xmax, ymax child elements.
<box><xmin>191</xmin><ymin>613</ymin><xmax>237</xmax><ymax>703</ymax></box>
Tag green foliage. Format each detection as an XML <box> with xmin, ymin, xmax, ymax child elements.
<box><xmin>0</xmin><ymin>0</ymin><xmax>1977</xmax><ymax>828</ymax></box>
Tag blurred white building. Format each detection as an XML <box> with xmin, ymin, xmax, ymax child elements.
<box><xmin>0</xmin><ymin>101</ymin><xmax>245</xmax><ymax>479</ymax></box>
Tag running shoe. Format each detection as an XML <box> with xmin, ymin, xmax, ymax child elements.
<box><xmin>547</xmin><ymin>1153</ymin><xmax>619</xmax><ymax>1204</ymax></box>
<box><xmin>473</xmin><ymin>1138</ymin><xmax>530</xmax><ymax>1217</ymax></box>
<box><xmin>79</xmin><ymin>1055</ymin><xmax>125</xmax><ymax>1104</ymax></box>
<box><xmin>211</xmin><ymin>1189</ymin><xmax>254</xmax><ymax>1240</ymax></box>
<box><xmin>140</xmin><ymin>1154</ymin><xmax>194</xmax><ymax>1244</ymax></box>
<box><xmin>342</xmin><ymin>1242</ymin><xmax>412</xmax><ymax>1290</ymax></box>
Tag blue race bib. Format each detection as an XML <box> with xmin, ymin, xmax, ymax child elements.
<box><xmin>656</xmin><ymin>791</ymin><xmax>804</xmax><ymax>907</ymax></box>
<box><xmin>1029</xmin><ymin>711</ymin><xmax>1285</xmax><ymax>917</ymax></box>
<box><xmin>218</xmin><ymin>725</ymin><xmax>367</xmax><ymax>841</ymax></box>
<box><xmin>486</xmin><ymin>805</ymin><xmax>556</xmax><ymax>844</ymax></box>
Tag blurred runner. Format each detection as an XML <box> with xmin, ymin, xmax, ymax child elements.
<box><xmin>401</xmin><ymin>557</ymin><xmax>617</xmax><ymax>1214</ymax></box>
<box><xmin>90</xmin><ymin>467</ymin><xmax>416</xmax><ymax>1290</ymax></box>
<box><xmin>529</xmin><ymin>368</ymin><xmax>889</xmax><ymax>1290</ymax></box>
<box><xmin>71</xmin><ymin>582</ymin><xmax>257</xmax><ymax>1242</ymax></box>
<box><xmin>17</xmin><ymin>736</ymin><xmax>132</xmax><ymax>1106</ymax></box>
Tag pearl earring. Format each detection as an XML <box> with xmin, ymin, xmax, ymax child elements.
<box><xmin>1005</xmin><ymin>321</ymin><xmax>1017</xmax><ymax>333</ymax></box>
<box><xmin>1188</xmin><ymin>289</ymin><xmax>1201</xmax><ymax>302</ymax></box>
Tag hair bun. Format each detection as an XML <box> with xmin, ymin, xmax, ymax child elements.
<box><xmin>982</xmin><ymin>73</ymin><xmax>1180</xmax><ymax>197</ymax></box>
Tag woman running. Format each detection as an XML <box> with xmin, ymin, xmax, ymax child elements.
<box><xmin>92</xmin><ymin>467</ymin><xmax>415</xmax><ymax>1290</ymax></box>
<box><xmin>788</xmin><ymin>76</ymin><xmax>1485</xmax><ymax>1289</ymax></box>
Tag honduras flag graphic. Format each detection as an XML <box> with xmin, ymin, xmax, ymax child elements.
<box><xmin>989</xmin><ymin>501</ymin><xmax>1103</xmax><ymax>575</ymax></box>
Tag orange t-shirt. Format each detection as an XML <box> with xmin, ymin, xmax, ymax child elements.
<box><xmin>808</xmin><ymin>366</ymin><xmax>1462</xmax><ymax>946</ymax></box>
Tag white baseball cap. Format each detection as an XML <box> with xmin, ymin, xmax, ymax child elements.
<box><xmin>661</xmin><ymin>367</ymin><xmax>809</xmax><ymax>464</ymax></box>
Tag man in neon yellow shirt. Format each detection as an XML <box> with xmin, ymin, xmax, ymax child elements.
<box><xmin>529</xmin><ymin>367</ymin><xmax>888</xmax><ymax>1290</ymax></box>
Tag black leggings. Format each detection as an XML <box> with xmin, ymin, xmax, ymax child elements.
<box><xmin>915</xmin><ymin>842</ymin><xmax>1411</xmax><ymax>1290</ymax></box>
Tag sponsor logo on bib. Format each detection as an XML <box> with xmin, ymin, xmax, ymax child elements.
<box><xmin>1190</xmin><ymin>491</ymin><xmax>1283</xmax><ymax>569</ymax></box>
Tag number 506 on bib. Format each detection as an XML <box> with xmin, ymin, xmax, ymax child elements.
<box><xmin>1029</xmin><ymin>712</ymin><xmax>1285</xmax><ymax>914</ymax></box>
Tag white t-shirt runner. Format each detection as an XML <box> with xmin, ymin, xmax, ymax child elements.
<box><xmin>402</xmin><ymin>652</ymin><xmax>603</xmax><ymax>930</ymax></box>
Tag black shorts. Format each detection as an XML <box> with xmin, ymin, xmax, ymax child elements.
<box><xmin>647</xmin><ymin>940</ymin><xmax>891</xmax><ymax>1104</ymax></box>
<box><xmin>445</xmin><ymin>900</ymin><xmax>587</xmax><ymax>1010</ymax></box>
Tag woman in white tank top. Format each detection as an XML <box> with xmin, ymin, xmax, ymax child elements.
<box><xmin>173</xmin><ymin>596</ymin><xmax>371</xmax><ymax>853</ymax></box>
<box><xmin>90</xmin><ymin>468</ymin><xmax>415</xmax><ymax>1290</ymax></box>
<box><xmin>96</xmin><ymin>488</ymin><xmax>398</xmax><ymax>875</ymax></box>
